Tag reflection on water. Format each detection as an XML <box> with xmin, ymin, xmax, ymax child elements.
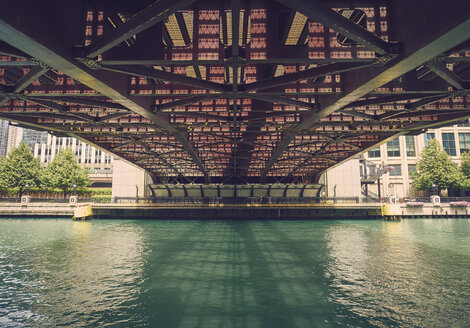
<box><xmin>0</xmin><ymin>219</ymin><xmax>469</xmax><ymax>327</ymax></box>
<box><xmin>0</xmin><ymin>220</ymin><xmax>146</xmax><ymax>327</ymax></box>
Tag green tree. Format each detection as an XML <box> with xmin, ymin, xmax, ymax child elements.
<box><xmin>0</xmin><ymin>141</ymin><xmax>41</xmax><ymax>197</ymax></box>
<box><xmin>460</xmin><ymin>151</ymin><xmax>470</xmax><ymax>189</ymax></box>
<box><xmin>411</xmin><ymin>138</ymin><xmax>464</xmax><ymax>194</ymax></box>
<box><xmin>41</xmin><ymin>148</ymin><xmax>90</xmax><ymax>198</ymax></box>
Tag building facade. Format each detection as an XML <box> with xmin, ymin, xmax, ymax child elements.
<box><xmin>22</xmin><ymin>129</ymin><xmax>48</xmax><ymax>151</ymax></box>
<box><xmin>0</xmin><ymin>120</ymin><xmax>9</xmax><ymax>157</ymax></box>
<box><xmin>25</xmin><ymin>132</ymin><xmax>114</xmax><ymax>187</ymax></box>
<box><xmin>362</xmin><ymin>120</ymin><xmax>470</xmax><ymax>198</ymax></box>
<box><xmin>6</xmin><ymin>125</ymin><xmax>22</xmax><ymax>154</ymax></box>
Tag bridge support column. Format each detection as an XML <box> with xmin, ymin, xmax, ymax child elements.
<box><xmin>112</xmin><ymin>158</ymin><xmax>153</xmax><ymax>198</ymax></box>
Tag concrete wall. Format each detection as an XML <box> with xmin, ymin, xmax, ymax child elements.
<box><xmin>319</xmin><ymin>158</ymin><xmax>361</xmax><ymax>197</ymax></box>
<box><xmin>112</xmin><ymin>159</ymin><xmax>153</xmax><ymax>198</ymax></box>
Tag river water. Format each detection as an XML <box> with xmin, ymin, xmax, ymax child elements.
<box><xmin>0</xmin><ymin>219</ymin><xmax>469</xmax><ymax>327</ymax></box>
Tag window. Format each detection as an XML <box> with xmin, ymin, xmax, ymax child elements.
<box><xmin>459</xmin><ymin>133</ymin><xmax>470</xmax><ymax>154</ymax></box>
<box><xmin>368</xmin><ymin>147</ymin><xmax>380</xmax><ymax>158</ymax></box>
<box><xmin>405</xmin><ymin>136</ymin><xmax>416</xmax><ymax>157</ymax></box>
<box><xmin>389</xmin><ymin>164</ymin><xmax>402</xmax><ymax>176</ymax></box>
<box><xmin>442</xmin><ymin>133</ymin><xmax>456</xmax><ymax>156</ymax></box>
<box><xmin>408</xmin><ymin>164</ymin><xmax>416</xmax><ymax>175</ymax></box>
<box><xmin>424</xmin><ymin>133</ymin><xmax>435</xmax><ymax>146</ymax></box>
<box><xmin>387</xmin><ymin>138</ymin><xmax>400</xmax><ymax>157</ymax></box>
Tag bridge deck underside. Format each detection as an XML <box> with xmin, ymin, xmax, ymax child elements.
<box><xmin>0</xmin><ymin>0</ymin><xmax>469</xmax><ymax>183</ymax></box>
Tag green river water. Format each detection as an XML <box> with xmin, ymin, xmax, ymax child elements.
<box><xmin>0</xmin><ymin>218</ymin><xmax>469</xmax><ymax>327</ymax></box>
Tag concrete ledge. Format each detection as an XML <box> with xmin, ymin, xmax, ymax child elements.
<box><xmin>0</xmin><ymin>203</ymin><xmax>75</xmax><ymax>217</ymax></box>
<box><xmin>91</xmin><ymin>203</ymin><xmax>383</xmax><ymax>220</ymax></box>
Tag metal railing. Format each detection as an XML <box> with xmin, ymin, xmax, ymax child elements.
<box><xmin>2</xmin><ymin>195</ymin><xmax>470</xmax><ymax>205</ymax></box>
<box><xmin>403</xmin><ymin>197</ymin><xmax>470</xmax><ymax>204</ymax></box>
<box><xmin>111</xmin><ymin>196</ymin><xmax>382</xmax><ymax>205</ymax></box>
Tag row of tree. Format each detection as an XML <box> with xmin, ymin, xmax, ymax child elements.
<box><xmin>1</xmin><ymin>137</ymin><xmax>468</xmax><ymax>198</ymax></box>
<box><xmin>412</xmin><ymin>138</ymin><xmax>470</xmax><ymax>194</ymax></box>
<box><xmin>0</xmin><ymin>141</ymin><xmax>90</xmax><ymax>198</ymax></box>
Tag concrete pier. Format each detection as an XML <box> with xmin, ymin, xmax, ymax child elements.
<box><xmin>0</xmin><ymin>199</ymin><xmax>469</xmax><ymax>220</ymax></box>
<box><xmin>91</xmin><ymin>202</ymin><xmax>382</xmax><ymax>220</ymax></box>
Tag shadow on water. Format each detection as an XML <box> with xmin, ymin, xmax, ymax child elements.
<box><xmin>134</xmin><ymin>220</ymin><xmax>378</xmax><ymax>328</ymax></box>
<box><xmin>2</xmin><ymin>219</ymin><xmax>469</xmax><ymax>328</ymax></box>
<box><xmin>260</xmin><ymin>221</ymin><xmax>377</xmax><ymax>328</ymax></box>
<box><xmin>229</xmin><ymin>221</ymin><xmax>296</xmax><ymax>328</ymax></box>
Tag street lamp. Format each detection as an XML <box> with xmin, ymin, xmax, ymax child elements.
<box><xmin>72</xmin><ymin>184</ymin><xmax>77</xmax><ymax>196</ymax></box>
<box><xmin>431</xmin><ymin>183</ymin><xmax>438</xmax><ymax>196</ymax></box>
<box><xmin>25</xmin><ymin>183</ymin><xmax>30</xmax><ymax>197</ymax></box>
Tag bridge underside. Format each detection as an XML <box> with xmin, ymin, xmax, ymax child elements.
<box><xmin>0</xmin><ymin>0</ymin><xmax>469</xmax><ymax>184</ymax></box>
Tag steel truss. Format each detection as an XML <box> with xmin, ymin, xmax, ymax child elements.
<box><xmin>0</xmin><ymin>0</ymin><xmax>469</xmax><ymax>184</ymax></box>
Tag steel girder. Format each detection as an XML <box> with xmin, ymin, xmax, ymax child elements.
<box><xmin>0</xmin><ymin>0</ymin><xmax>469</xmax><ymax>183</ymax></box>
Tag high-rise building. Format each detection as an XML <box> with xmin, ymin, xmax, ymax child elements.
<box><xmin>22</xmin><ymin>129</ymin><xmax>48</xmax><ymax>151</ymax></box>
<box><xmin>6</xmin><ymin>125</ymin><xmax>23</xmax><ymax>154</ymax></box>
<box><xmin>0</xmin><ymin>120</ymin><xmax>9</xmax><ymax>157</ymax></box>
<box><xmin>25</xmin><ymin>131</ymin><xmax>114</xmax><ymax>187</ymax></box>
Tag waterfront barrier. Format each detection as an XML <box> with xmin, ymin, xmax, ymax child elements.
<box><xmin>1</xmin><ymin>196</ymin><xmax>470</xmax><ymax>220</ymax></box>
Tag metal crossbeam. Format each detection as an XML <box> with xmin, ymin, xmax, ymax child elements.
<box><xmin>243</xmin><ymin>62</ymin><xmax>374</xmax><ymax>91</ymax></box>
<box><xmin>245</xmin><ymin>94</ymin><xmax>319</xmax><ymax>111</ymax></box>
<box><xmin>261</xmin><ymin>15</ymin><xmax>470</xmax><ymax>180</ymax></box>
<box><xmin>426</xmin><ymin>61</ymin><xmax>465</xmax><ymax>90</ymax></box>
<box><xmin>345</xmin><ymin>93</ymin><xmax>446</xmax><ymax>108</ymax></box>
<box><xmin>102</xmin><ymin>64</ymin><xmax>227</xmax><ymax>92</ymax></box>
<box><xmin>0</xmin><ymin>66</ymin><xmax>49</xmax><ymax>106</ymax></box>
<box><xmin>86</xmin><ymin>0</ymin><xmax>198</xmax><ymax>58</ymax></box>
<box><xmin>157</xmin><ymin>94</ymin><xmax>223</xmax><ymax>111</ymax></box>
<box><xmin>0</xmin><ymin>10</ymin><xmax>210</xmax><ymax>182</ymax></box>
<box><xmin>276</xmin><ymin>0</ymin><xmax>392</xmax><ymax>55</ymax></box>
<box><xmin>25</xmin><ymin>96</ymin><xmax>130</xmax><ymax>111</ymax></box>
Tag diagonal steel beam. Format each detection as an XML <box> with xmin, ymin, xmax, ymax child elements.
<box><xmin>243</xmin><ymin>62</ymin><xmax>375</xmax><ymax>91</ymax></box>
<box><xmin>345</xmin><ymin>92</ymin><xmax>446</xmax><ymax>108</ymax></box>
<box><xmin>11</xmin><ymin>66</ymin><xmax>49</xmax><ymax>92</ymax></box>
<box><xmin>24</xmin><ymin>95</ymin><xmax>129</xmax><ymax>111</ymax></box>
<box><xmin>1</xmin><ymin>111</ymin><xmax>88</xmax><ymax>121</ymax></box>
<box><xmin>157</xmin><ymin>94</ymin><xmax>223</xmax><ymax>111</ymax></box>
<box><xmin>244</xmin><ymin>94</ymin><xmax>320</xmax><ymax>111</ymax></box>
<box><xmin>18</xmin><ymin>96</ymin><xmax>98</xmax><ymax>122</ymax></box>
<box><xmin>260</xmin><ymin>15</ymin><xmax>470</xmax><ymax>180</ymax></box>
<box><xmin>86</xmin><ymin>0</ymin><xmax>198</xmax><ymax>58</ymax></box>
<box><xmin>0</xmin><ymin>65</ymin><xmax>49</xmax><ymax>106</ymax></box>
<box><xmin>102</xmin><ymin>64</ymin><xmax>227</xmax><ymax>92</ymax></box>
<box><xmin>99</xmin><ymin>112</ymin><xmax>133</xmax><ymax>121</ymax></box>
<box><xmin>376</xmin><ymin>92</ymin><xmax>470</xmax><ymax>120</ymax></box>
<box><xmin>336</xmin><ymin>109</ymin><xmax>375</xmax><ymax>120</ymax></box>
<box><xmin>0</xmin><ymin>13</ymin><xmax>210</xmax><ymax>182</ymax></box>
<box><xmin>276</xmin><ymin>0</ymin><xmax>392</xmax><ymax>55</ymax></box>
<box><xmin>426</xmin><ymin>61</ymin><xmax>465</xmax><ymax>90</ymax></box>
